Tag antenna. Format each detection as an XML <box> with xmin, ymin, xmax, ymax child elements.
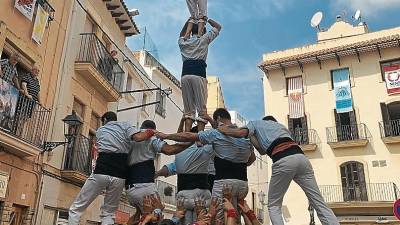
<box><xmin>311</xmin><ymin>11</ymin><xmax>323</xmax><ymax>31</ymax></box>
<box><xmin>353</xmin><ymin>10</ymin><xmax>361</xmax><ymax>21</ymax></box>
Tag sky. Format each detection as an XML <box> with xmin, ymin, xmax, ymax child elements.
<box><xmin>125</xmin><ymin>0</ymin><xmax>400</xmax><ymax>121</ymax></box>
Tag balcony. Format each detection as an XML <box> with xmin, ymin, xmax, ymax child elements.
<box><xmin>156</xmin><ymin>180</ymin><xmax>177</xmax><ymax>213</ymax></box>
<box><xmin>319</xmin><ymin>183</ymin><xmax>399</xmax><ymax>216</ymax></box>
<box><xmin>326</xmin><ymin>124</ymin><xmax>369</xmax><ymax>149</ymax></box>
<box><xmin>0</xmin><ymin>95</ymin><xmax>51</xmax><ymax>157</ymax></box>
<box><xmin>75</xmin><ymin>33</ymin><xmax>124</xmax><ymax>102</ymax></box>
<box><xmin>379</xmin><ymin>119</ymin><xmax>400</xmax><ymax>144</ymax></box>
<box><xmin>61</xmin><ymin>134</ymin><xmax>93</xmax><ymax>185</ymax></box>
<box><xmin>291</xmin><ymin>128</ymin><xmax>319</xmax><ymax>151</ymax></box>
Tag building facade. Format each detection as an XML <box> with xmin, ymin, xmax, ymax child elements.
<box><xmin>35</xmin><ymin>0</ymin><xmax>140</xmax><ymax>224</ymax></box>
<box><xmin>207</xmin><ymin>76</ymin><xmax>225</xmax><ymax>115</ymax></box>
<box><xmin>260</xmin><ymin>16</ymin><xmax>400</xmax><ymax>225</ymax></box>
<box><xmin>0</xmin><ymin>0</ymin><xmax>73</xmax><ymax>224</ymax></box>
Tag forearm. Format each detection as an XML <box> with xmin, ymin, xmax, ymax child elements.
<box><xmin>242</xmin><ymin>214</ymin><xmax>252</xmax><ymax>225</ymax></box>
<box><xmin>247</xmin><ymin>152</ymin><xmax>256</xmax><ymax>166</ymax></box>
<box><xmin>208</xmin><ymin>19</ymin><xmax>222</xmax><ymax>31</ymax></box>
<box><xmin>13</xmin><ymin>77</ymin><xmax>21</xmax><ymax>89</ymax></box>
<box><xmin>22</xmin><ymin>83</ymin><xmax>28</xmax><ymax>95</ymax></box>
<box><xmin>162</xmin><ymin>142</ymin><xmax>192</xmax><ymax>155</ymax></box>
<box><xmin>132</xmin><ymin>130</ymin><xmax>154</xmax><ymax>142</ymax></box>
<box><xmin>223</xmin><ymin>128</ymin><xmax>249</xmax><ymax>138</ymax></box>
<box><xmin>177</xmin><ymin>118</ymin><xmax>184</xmax><ymax>133</ymax></box>
<box><xmin>165</xmin><ymin>132</ymin><xmax>199</xmax><ymax>142</ymax></box>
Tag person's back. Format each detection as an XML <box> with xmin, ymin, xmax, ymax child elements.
<box><xmin>96</xmin><ymin>121</ymin><xmax>135</xmax><ymax>154</ymax></box>
<box><xmin>174</xmin><ymin>144</ymin><xmax>213</xmax><ymax>174</ymax></box>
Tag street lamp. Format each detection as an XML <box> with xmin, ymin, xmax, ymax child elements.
<box><xmin>43</xmin><ymin>110</ymin><xmax>83</xmax><ymax>152</ymax></box>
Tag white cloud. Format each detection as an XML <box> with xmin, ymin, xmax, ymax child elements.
<box><xmin>331</xmin><ymin>0</ymin><xmax>400</xmax><ymax>16</ymax></box>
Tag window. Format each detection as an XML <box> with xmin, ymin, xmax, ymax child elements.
<box><xmin>155</xmin><ymin>90</ymin><xmax>166</xmax><ymax>117</ymax></box>
<box><xmin>56</xmin><ymin>211</ymin><xmax>69</xmax><ymax>225</ymax></box>
<box><xmin>288</xmin><ymin>116</ymin><xmax>308</xmax><ymax>144</ymax></box>
<box><xmin>380</xmin><ymin>59</ymin><xmax>400</xmax><ymax>81</ymax></box>
<box><xmin>10</xmin><ymin>204</ymin><xmax>27</xmax><ymax>225</ymax></box>
<box><xmin>286</xmin><ymin>76</ymin><xmax>303</xmax><ymax>95</ymax></box>
<box><xmin>380</xmin><ymin>101</ymin><xmax>400</xmax><ymax>137</ymax></box>
<box><xmin>340</xmin><ymin>161</ymin><xmax>368</xmax><ymax>201</ymax></box>
<box><xmin>141</xmin><ymin>93</ymin><xmax>148</xmax><ymax>112</ymax></box>
<box><xmin>334</xmin><ymin>109</ymin><xmax>358</xmax><ymax>141</ymax></box>
<box><xmin>331</xmin><ymin>68</ymin><xmax>351</xmax><ymax>89</ymax></box>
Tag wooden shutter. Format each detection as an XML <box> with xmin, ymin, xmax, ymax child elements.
<box><xmin>301</xmin><ymin>116</ymin><xmax>309</xmax><ymax>144</ymax></box>
<box><xmin>356</xmin><ymin>163</ymin><xmax>368</xmax><ymax>201</ymax></box>
<box><xmin>334</xmin><ymin>109</ymin><xmax>343</xmax><ymax>141</ymax></box>
<box><xmin>349</xmin><ymin>110</ymin><xmax>359</xmax><ymax>139</ymax></box>
<box><xmin>288</xmin><ymin>115</ymin><xmax>294</xmax><ymax>137</ymax></box>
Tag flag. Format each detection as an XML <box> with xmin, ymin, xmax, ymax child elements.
<box><xmin>288</xmin><ymin>76</ymin><xmax>305</xmax><ymax>118</ymax></box>
<box><xmin>333</xmin><ymin>69</ymin><xmax>353</xmax><ymax>113</ymax></box>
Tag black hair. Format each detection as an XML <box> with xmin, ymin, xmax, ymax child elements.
<box><xmin>141</xmin><ymin>120</ymin><xmax>156</xmax><ymax>129</ymax></box>
<box><xmin>101</xmin><ymin>111</ymin><xmax>117</xmax><ymax>123</ymax></box>
<box><xmin>190</xmin><ymin>126</ymin><xmax>199</xmax><ymax>133</ymax></box>
<box><xmin>191</xmin><ymin>23</ymin><xmax>206</xmax><ymax>36</ymax></box>
<box><xmin>262</xmin><ymin>115</ymin><xmax>277</xmax><ymax>122</ymax></box>
<box><xmin>213</xmin><ymin>108</ymin><xmax>231</xmax><ymax>121</ymax></box>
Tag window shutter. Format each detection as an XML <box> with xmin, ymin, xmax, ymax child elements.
<box><xmin>334</xmin><ymin>109</ymin><xmax>342</xmax><ymax>141</ymax></box>
<box><xmin>288</xmin><ymin>115</ymin><xmax>294</xmax><ymax>137</ymax></box>
<box><xmin>380</xmin><ymin>103</ymin><xmax>390</xmax><ymax>137</ymax></box>
<box><xmin>301</xmin><ymin>115</ymin><xmax>309</xmax><ymax>144</ymax></box>
<box><xmin>349</xmin><ymin>110</ymin><xmax>359</xmax><ymax>139</ymax></box>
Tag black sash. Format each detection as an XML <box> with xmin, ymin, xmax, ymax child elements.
<box><xmin>177</xmin><ymin>173</ymin><xmax>209</xmax><ymax>192</ymax></box>
<box><xmin>271</xmin><ymin>145</ymin><xmax>304</xmax><ymax>163</ymax></box>
<box><xmin>182</xmin><ymin>59</ymin><xmax>207</xmax><ymax>78</ymax></box>
<box><xmin>93</xmin><ymin>152</ymin><xmax>128</xmax><ymax>179</ymax></box>
<box><xmin>126</xmin><ymin>160</ymin><xmax>155</xmax><ymax>185</ymax></box>
<box><xmin>214</xmin><ymin>157</ymin><xmax>247</xmax><ymax>181</ymax></box>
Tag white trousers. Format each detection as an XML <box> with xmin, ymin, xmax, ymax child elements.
<box><xmin>126</xmin><ymin>183</ymin><xmax>158</xmax><ymax>212</ymax></box>
<box><xmin>268</xmin><ymin>154</ymin><xmax>340</xmax><ymax>225</ymax></box>
<box><xmin>186</xmin><ymin>0</ymin><xmax>207</xmax><ymax>22</ymax></box>
<box><xmin>212</xmin><ymin>179</ymin><xmax>248</xmax><ymax>214</ymax></box>
<box><xmin>68</xmin><ymin>174</ymin><xmax>125</xmax><ymax>225</ymax></box>
<box><xmin>181</xmin><ymin>75</ymin><xmax>208</xmax><ymax>118</ymax></box>
<box><xmin>177</xmin><ymin>189</ymin><xmax>211</xmax><ymax>225</ymax></box>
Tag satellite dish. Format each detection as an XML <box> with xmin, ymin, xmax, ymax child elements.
<box><xmin>311</xmin><ymin>11</ymin><xmax>323</xmax><ymax>30</ymax></box>
<box><xmin>354</xmin><ymin>10</ymin><xmax>361</xmax><ymax>21</ymax></box>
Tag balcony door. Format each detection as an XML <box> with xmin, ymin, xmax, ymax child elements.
<box><xmin>340</xmin><ymin>161</ymin><xmax>368</xmax><ymax>201</ymax></box>
<box><xmin>334</xmin><ymin>109</ymin><xmax>359</xmax><ymax>141</ymax></box>
<box><xmin>381</xmin><ymin>102</ymin><xmax>400</xmax><ymax>137</ymax></box>
<box><xmin>288</xmin><ymin>115</ymin><xmax>308</xmax><ymax>144</ymax></box>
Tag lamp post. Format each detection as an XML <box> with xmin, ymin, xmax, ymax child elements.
<box><xmin>43</xmin><ymin>111</ymin><xmax>83</xmax><ymax>152</ymax></box>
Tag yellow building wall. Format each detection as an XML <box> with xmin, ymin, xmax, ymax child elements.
<box><xmin>207</xmin><ymin>76</ymin><xmax>225</xmax><ymax>115</ymax></box>
<box><xmin>263</xmin><ymin>30</ymin><xmax>400</xmax><ymax>224</ymax></box>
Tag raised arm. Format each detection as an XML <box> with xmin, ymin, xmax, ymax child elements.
<box><xmin>161</xmin><ymin>142</ymin><xmax>193</xmax><ymax>155</ymax></box>
<box><xmin>177</xmin><ymin>117</ymin><xmax>185</xmax><ymax>133</ymax></box>
<box><xmin>218</xmin><ymin>126</ymin><xmax>249</xmax><ymax>138</ymax></box>
<box><xmin>208</xmin><ymin>19</ymin><xmax>222</xmax><ymax>32</ymax></box>
<box><xmin>180</xmin><ymin>21</ymin><xmax>189</xmax><ymax>37</ymax></box>
<box><xmin>156</xmin><ymin>132</ymin><xmax>200</xmax><ymax>143</ymax></box>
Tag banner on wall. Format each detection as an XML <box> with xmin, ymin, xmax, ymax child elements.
<box><xmin>0</xmin><ymin>78</ymin><xmax>20</xmax><ymax>131</ymax></box>
<box><xmin>32</xmin><ymin>4</ymin><xmax>49</xmax><ymax>44</ymax></box>
<box><xmin>384</xmin><ymin>65</ymin><xmax>400</xmax><ymax>95</ymax></box>
<box><xmin>14</xmin><ymin>0</ymin><xmax>37</xmax><ymax>21</ymax></box>
<box><xmin>288</xmin><ymin>76</ymin><xmax>305</xmax><ymax>118</ymax></box>
<box><xmin>333</xmin><ymin>69</ymin><xmax>353</xmax><ymax>113</ymax></box>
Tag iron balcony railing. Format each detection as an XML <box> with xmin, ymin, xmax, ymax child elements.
<box><xmin>319</xmin><ymin>183</ymin><xmax>399</xmax><ymax>203</ymax></box>
<box><xmin>0</xmin><ymin>95</ymin><xmax>51</xmax><ymax>149</ymax></box>
<box><xmin>156</xmin><ymin>180</ymin><xmax>177</xmax><ymax>206</ymax></box>
<box><xmin>76</xmin><ymin>33</ymin><xmax>124</xmax><ymax>92</ymax></box>
<box><xmin>291</xmin><ymin>128</ymin><xmax>319</xmax><ymax>145</ymax></box>
<box><xmin>64</xmin><ymin>134</ymin><xmax>93</xmax><ymax>176</ymax></box>
<box><xmin>326</xmin><ymin>123</ymin><xmax>369</xmax><ymax>143</ymax></box>
<box><xmin>379</xmin><ymin>119</ymin><xmax>400</xmax><ymax>138</ymax></box>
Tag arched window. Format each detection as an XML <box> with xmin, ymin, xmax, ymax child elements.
<box><xmin>340</xmin><ymin>161</ymin><xmax>368</xmax><ymax>201</ymax></box>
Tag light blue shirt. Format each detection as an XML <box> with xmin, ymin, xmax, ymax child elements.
<box><xmin>178</xmin><ymin>27</ymin><xmax>220</xmax><ymax>61</ymax></box>
<box><xmin>166</xmin><ymin>144</ymin><xmax>214</xmax><ymax>176</ymax></box>
<box><xmin>245</xmin><ymin>120</ymin><xmax>292</xmax><ymax>155</ymax></box>
<box><xmin>128</xmin><ymin>136</ymin><xmax>166</xmax><ymax>165</ymax></box>
<box><xmin>96</xmin><ymin>121</ymin><xmax>139</xmax><ymax>154</ymax></box>
<box><xmin>198</xmin><ymin>128</ymin><xmax>253</xmax><ymax>163</ymax></box>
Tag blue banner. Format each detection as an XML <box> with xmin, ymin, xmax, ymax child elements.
<box><xmin>333</xmin><ymin>69</ymin><xmax>353</xmax><ymax>113</ymax></box>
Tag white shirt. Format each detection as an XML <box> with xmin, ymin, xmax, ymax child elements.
<box><xmin>178</xmin><ymin>27</ymin><xmax>220</xmax><ymax>61</ymax></box>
